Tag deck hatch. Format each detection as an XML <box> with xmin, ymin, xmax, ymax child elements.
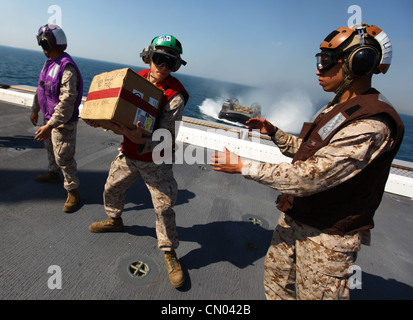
<box><xmin>129</xmin><ymin>260</ymin><xmax>150</xmax><ymax>278</ymax></box>
<box><xmin>118</xmin><ymin>254</ymin><xmax>159</xmax><ymax>286</ymax></box>
<box><xmin>248</xmin><ymin>217</ymin><xmax>262</xmax><ymax>226</ymax></box>
<box><xmin>242</xmin><ymin>214</ymin><xmax>270</xmax><ymax>229</ymax></box>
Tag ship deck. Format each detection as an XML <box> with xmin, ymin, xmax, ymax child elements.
<box><xmin>1</xmin><ymin>97</ymin><xmax>413</xmax><ymax>302</ymax></box>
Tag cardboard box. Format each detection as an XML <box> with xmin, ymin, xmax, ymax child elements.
<box><xmin>80</xmin><ymin>68</ymin><xmax>164</xmax><ymax>136</ymax></box>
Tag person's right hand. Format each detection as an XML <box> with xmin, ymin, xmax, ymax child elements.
<box><xmin>246</xmin><ymin>118</ymin><xmax>276</xmax><ymax>135</ymax></box>
<box><xmin>30</xmin><ymin>111</ymin><xmax>38</xmax><ymax>126</ymax></box>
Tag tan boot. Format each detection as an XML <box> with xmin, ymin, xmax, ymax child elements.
<box><xmin>164</xmin><ymin>250</ymin><xmax>185</xmax><ymax>288</ymax></box>
<box><xmin>89</xmin><ymin>217</ymin><xmax>124</xmax><ymax>233</ymax></box>
<box><xmin>35</xmin><ymin>171</ymin><xmax>61</xmax><ymax>183</ymax></box>
<box><xmin>63</xmin><ymin>189</ymin><xmax>80</xmax><ymax>213</ymax></box>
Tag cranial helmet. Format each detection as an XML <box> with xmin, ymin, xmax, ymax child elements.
<box><xmin>36</xmin><ymin>24</ymin><xmax>67</xmax><ymax>52</ymax></box>
<box><xmin>316</xmin><ymin>23</ymin><xmax>392</xmax><ymax>103</ymax></box>
<box><xmin>140</xmin><ymin>34</ymin><xmax>187</xmax><ymax>72</ymax></box>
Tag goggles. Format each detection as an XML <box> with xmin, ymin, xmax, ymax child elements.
<box><xmin>315</xmin><ymin>50</ymin><xmax>342</xmax><ymax>72</ymax></box>
<box><xmin>150</xmin><ymin>50</ymin><xmax>186</xmax><ymax>72</ymax></box>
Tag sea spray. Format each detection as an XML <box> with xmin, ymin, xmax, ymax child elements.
<box><xmin>199</xmin><ymin>97</ymin><xmax>246</xmax><ymax>127</ymax></box>
<box><xmin>199</xmin><ymin>97</ymin><xmax>223</xmax><ymax>120</ymax></box>
<box><xmin>198</xmin><ymin>88</ymin><xmax>316</xmax><ymax>134</ymax></box>
<box><xmin>264</xmin><ymin>88</ymin><xmax>314</xmax><ymax>134</ymax></box>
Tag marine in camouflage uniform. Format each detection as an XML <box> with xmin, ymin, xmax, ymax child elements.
<box><xmin>102</xmin><ymin>94</ymin><xmax>186</xmax><ymax>251</ymax></box>
<box><xmin>210</xmin><ymin>24</ymin><xmax>404</xmax><ymax>300</ymax></box>
<box><xmin>88</xmin><ymin>34</ymin><xmax>189</xmax><ymax>289</ymax></box>
<box><xmin>242</xmin><ymin>111</ymin><xmax>396</xmax><ymax>299</ymax></box>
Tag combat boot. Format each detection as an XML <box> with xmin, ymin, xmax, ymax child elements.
<box><xmin>89</xmin><ymin>217</ymin><xmax>124</xmax><ymax>233</ymax></box>
<box><xmin>63</xmin><ymin>189</ymin><xmax>80</xmax><ymax>213</ymax></box>
<box><xmin>164</xmin><ymin>250</ymin><xmax>185</xmax><ymax>288</ymax></box>
<box><xmin>35</xmin><ymin>171</ymin><xmax>61</xmax><ymax>183</ymax></box>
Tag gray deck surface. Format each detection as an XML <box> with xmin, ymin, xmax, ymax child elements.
<box><xmin>1</xmin><ymin>101</ymin><xmax>413</xmax><ymax>300</ymax></box>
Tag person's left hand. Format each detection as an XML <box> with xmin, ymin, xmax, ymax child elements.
<box><xmin>209</xmin><ymin>147</ymin><xmax>243</xmax><ymax>174</ymax></box>
<box><xmin>34</xmin><ymin>124</ymin><xmax>53</xmax><ymax>141</ymax></box>
<box><xmin>83</xmin><ymin>119</ymin><xmax>101</xmax><ymax>128</ymax></box>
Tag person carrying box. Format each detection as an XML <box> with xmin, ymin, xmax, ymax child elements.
<box><xmin>86</xmin><ymin>35</ymin><xmax>189</xmax><ymax>289</ymax></box>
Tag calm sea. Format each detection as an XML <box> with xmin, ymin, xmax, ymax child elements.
<box><xmin>0</xmin><ymin>45</ymin><xmax>411</xmax><ymax>162</ymax></box>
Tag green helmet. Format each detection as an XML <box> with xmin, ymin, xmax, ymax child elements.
<box><xmin>151</xmin><ymin>34</ymin><xmax>183</xmax><ymax>54</ymax></box>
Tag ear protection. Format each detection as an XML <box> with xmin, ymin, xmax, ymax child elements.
<box><xmin>140</xmin><ymin>45</ymin><xmax>154</xmax><ymax>64</ymax></box>
<box><xmin>38</xmin><ymin>36</ymin><xmax>52</xmax><ymax>52</ymax></box>
<box><xmin>345</xmin><ymin>45</ymin><xmax>380</xmax><ymax>78</ymax></box>
<box><xmin>37</xmin><ymin>26</ymin><xmax>52</xmax><ymax>52</ymax></box>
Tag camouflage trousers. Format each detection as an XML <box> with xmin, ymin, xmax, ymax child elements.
<box><xmin>44</xmin><ymin>121</ymin><xmax>79</xmax><ymax>191</ymax></box>
<box><xmin>104</xmin><ymin>153</ymin><xmax>179</xmax><ymax>251</ymax></box>
<box><xmin>264</xmin><ymin>213</ymin><xmax>361</xmax><ymax>300</ymax></box>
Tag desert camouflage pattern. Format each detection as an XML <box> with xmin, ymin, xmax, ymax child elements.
<box><xmin>44</xmin><ymin>121</ymin><xmax>79</xmax><ymax>190</ymax></box>
<box><xmin>242</xmin><ymin>105</ymin><xmax>395</xmax><ymax>299</ymax></box>
<box><xmin>264</xmin><ymin>213</ymin><xmax>360</xmax><ymax>300</ymax></box>
<box><xmin>32</xmin><ymin>64</ymin><xmax>80</xmax><ymax>191</ymax></box>
<box><xmin>242</xmin><ymin>112</ymin><xmax>394</xmax><ymax>197</ymax></box>
<box><xmin>104</xmin><ymin>153</ymin><xmax>179</xmax><ymax>251</ymax></box>
<box><xmin>103</xmin><ymin>93</ymin><xmax>186</xmax><ymax>251</ymax></box>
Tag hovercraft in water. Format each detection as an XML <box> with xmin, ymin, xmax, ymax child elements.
<box><xmin>218</xmin><ymin>98</ymin><xmax>261</xmax><ymax>125</ymax></box>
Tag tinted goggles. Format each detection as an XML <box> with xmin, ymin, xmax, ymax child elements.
<box><xmin>150</xmin><ymin>51</ymin><xmax>185</xmax><ymax>72</ymax></box>
<box><xmin>315</xmin><ymin>51</ymin><xmax>342</xmax><ymax>72</ymax></box>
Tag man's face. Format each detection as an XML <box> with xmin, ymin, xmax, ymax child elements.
<box><xmin>150</xmin><ymin>61</ymin><xmax>171</xmax><ymax>83</ymax></box>
<box><xmin>316</xmin><ymin>60</ymin><xmax>344</xmax><ymax>92</ymax></box>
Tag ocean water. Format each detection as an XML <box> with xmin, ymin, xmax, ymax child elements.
<box><xmin>0</xmin><ymin>45</ymin><xmax>412</xmax><ymax>162</ymax></box>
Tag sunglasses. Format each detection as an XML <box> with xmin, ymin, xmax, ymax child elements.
<box><xmin>315</xmin><ymin>51</ymin><xmax>342</xmax><ymax>72</ymax></box>
<box><xmin>150</xmin><ymin>51</ymin><xmax>186</xmax><ymax>72</ymax></box>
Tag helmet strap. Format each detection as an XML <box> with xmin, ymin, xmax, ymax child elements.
<box><xmin>331</xmin><ymin>73</ymin><xmax>355</xmax><ymax>106</ymax></box>
<box><xmin>331</xmin><ymin>77</ymin><xmax>351</xmax><ymax>105</ymax></box>
<box><xmin>330</xmin><ymin>56</ymin><xmax>360</xmax><ymax>105</ymax></box>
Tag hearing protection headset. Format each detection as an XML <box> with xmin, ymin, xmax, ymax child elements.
<box><xmin>317</xmin><ymin>23</ymin><xmax>392</xmax><ymax>104</ymax></box>
<box><xmin>140</xmin><ymin>45</ymin><xmax>153</xmax><ymax>64</ymax></box>
<box><xmin>345</xmin><ymin>44</ymin><xmax>380</xmax><ymax>78</ymax></box>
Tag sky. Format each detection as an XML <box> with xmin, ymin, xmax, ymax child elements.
<box><xmin>1</xmin><ymin>0</ymin><xmax>412</xmax><ymax>114</ymax></box>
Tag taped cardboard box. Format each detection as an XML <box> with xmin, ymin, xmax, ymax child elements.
<box><xmin>80</xmin><ymin>68</ymin><xmax>164</xmax><ymax>136</ymax></box>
